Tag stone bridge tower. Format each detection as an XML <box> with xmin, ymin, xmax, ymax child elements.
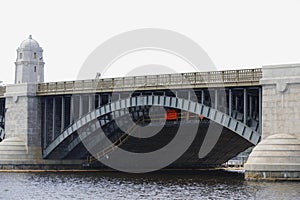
<box><xmin>0</xmin><ymin>35</ymin><xmax>45</xmax><ymax>167</ymax></box>
<box><xmin>15</xmin><ymin>35</ymin><xmax>44</xmax><ymax>84</ymax></box>
<box><xmin>0</xmin><ymin>35</ymin><xmax>81</xmax><ymax>169</ymax></box>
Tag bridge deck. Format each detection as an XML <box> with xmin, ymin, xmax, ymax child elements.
<box><xmin>0</xmin><ymin>68</ymin><xmax>262</xmax><ymax>97</ymax></box>
<box><xmin>37</xmin><ymin>68</ymin><xmax>262</xmax><ymax>96</ymax></box>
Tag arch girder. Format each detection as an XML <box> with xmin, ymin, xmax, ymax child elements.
<box><xmin>43</xmin><ymin>95</ymin><xmax>261</xmax><ymax>158</ymax></box>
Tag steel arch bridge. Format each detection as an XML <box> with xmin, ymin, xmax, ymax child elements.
<box><xmin>43</xmin><ymin>95</ymin><xmax>261</xmax><ymax>164</ymax></box>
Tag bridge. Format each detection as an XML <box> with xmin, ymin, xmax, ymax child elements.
<box><xmin>0</xmin><ymin>68</ymin><xmax>262</xmax><ymax>166</ymax></box>
<box><xmin>0</xmin><ymin>35</ymin><xmax>299</xmax><ymax>180</ymax></box>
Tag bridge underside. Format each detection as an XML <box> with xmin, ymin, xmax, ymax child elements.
<box><xmin>89</xmin><ymin>121</ymin><xmax>253</xmax><ymax>169</ymax></box>
<box><xmin>46</xmin><ymin>115</ymin><xmax>254</xmax><ymax>169</ymax></box>
<box><xmin>42</xmin><ymin>90</ymin><xmax>261</xmax><ymax>170</ymax></box>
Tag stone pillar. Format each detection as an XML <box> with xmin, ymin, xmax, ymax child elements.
<box><xmin>245</xmin><ymin>64</ymin><xmax>300</xmax><ymax>180</ymax></box>
<box><xmin>0</xmin><ymin>83</ymin><xmax>84</xmax><ymax>169</ymax></box>
<box><xmin>0</xmin><ymin>83</ymin><xmax>42</xmax><ymax>164</ymax></box>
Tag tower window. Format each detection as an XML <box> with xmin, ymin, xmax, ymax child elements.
<box><xmin>20</xmin><ymin>53</ymin><xmax>22</xmax><ymax>59</ymax></box>
<box><xmin>34</xmin><ymin>52</ymin><xmax>37</xmax><ymax>59</ymax></box>
<box><xmin>34</xmin><ymin>66</ymin><xmax>36</xmax><ymax>72</ymax></box>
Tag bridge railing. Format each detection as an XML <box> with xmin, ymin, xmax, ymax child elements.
<box><xmin>37</xmin><ymin>68</ymin><xmax>262</xmax><ymax>95</ymax></box>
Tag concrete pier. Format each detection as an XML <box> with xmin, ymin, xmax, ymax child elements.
<box><xmin>0</xmin><ymin>83</ymin><xmax>83</xmax><ymax>169</ymax></box>
<box><xmin>245</xmin><ymin>64</ymin><xmax>300</xmax><ymax>180</ymax></box>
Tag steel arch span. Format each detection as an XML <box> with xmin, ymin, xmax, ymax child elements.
<box><xmin>43</xmin><ymin>95</ymin><xmax>261</xmax><ymax>160</ymax></box>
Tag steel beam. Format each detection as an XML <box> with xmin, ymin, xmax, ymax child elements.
<box><xmin>52</xmin><ymin>97</ymin><xmax>56</xmax><ymax>140</ymax></box>
<box><xmin>88</xmin><ymin>95</ymin><xmax>93</xmax><ymax>112</ymax></box>
<box><xmin>243</xmin><ymin>88</ymin><xmax>247</xmax><ymax>124</ymax></box>
<box><xmin>229</xmin><ymin>89</ymin><xmax>232</xmax><ymax>117</ymax></box>
<box><xmin>215</xmin><ymin>90</ymin><xmax>218</xmax><ymax>109</ymax></box>
<box><xmin>61</xmin><ymin>96</ymin><xmax>65</xmax><ymax>132</ymax></box>
<box><xmin>43</xmin><ymin>97</ymin><xmax>47</xmax><ymax>148</ymax></box>
<box><xmin>70</xmin><ymin>96</ymin><xmax>74</xmax><ymax>124</ymax></box>
<box><xmin>79</xmin><ymin>95</ymin><xmax>83</xmax><ymax>117</ymax></box>
<box><xmin>249</xmin><ymin>95</ymin><xmax>252</xmax><ymax>119</ymax></box>
<box><xmin>98</xmin><ymin>94</ymin><xmax>101</xmax><ymax>107</ymax></box>
<box><xmin>108</xmin><ymin>94</ymin><xmax>111</xmax><ymax>103</ymax></box>
<box><xmin>235</xmin><ymin>96</ymin><xmax>238</xmax><ymax>111</ymax></box>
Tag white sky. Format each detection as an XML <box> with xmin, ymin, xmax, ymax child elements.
<box><xmin>0</xmin><ymin>0</ymin><xmax>300</xmax><ymax>84</ymax></box>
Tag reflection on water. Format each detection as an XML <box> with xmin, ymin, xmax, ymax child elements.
<box><xmin>0</xmin><ymin>170</ymin><xmax>299</xmax><ymax>200</ymax></box>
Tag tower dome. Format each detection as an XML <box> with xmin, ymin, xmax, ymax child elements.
<box><xmin>15</xmin><ymin>35</ymin><xmax>45</xmax><ymax>84</ymax></box>
<box><xmin>19</xmin><ymin>35</ymin><xmax>40</xmax><ymax>49</ymax></box>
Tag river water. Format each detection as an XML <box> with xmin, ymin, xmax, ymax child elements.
<box><xmin>0</xmin><ymin>170</ymin><xmax>299</xmax><ymax>200</ymax></box>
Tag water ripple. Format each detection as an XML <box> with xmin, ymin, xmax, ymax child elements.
<box><xmin>0</xmin><ymin>170</ymin><xmax>299</xmax><ymax>200</ymax></box>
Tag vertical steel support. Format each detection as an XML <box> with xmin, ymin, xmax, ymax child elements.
<box><xmin>70</xmin><ymin>96</ymin><xmax>74</xmax><ymax>124</ymax></box>
<box><xmin>229</xmin><ymin>89</ymin><xmax>232</xmax><ymax>117</ymax></box>
<box><xmin>108</xmin><ymin>94</ymin><xmax>111</xmax><ymax>103</ymax></box>
<box><xmin>98</xmin><ymin>94</ymin><xmax>101</xmax><ymax>107</ymax></box>
<box><xmin>88</xmin><ymin>95</ymin><xmax>93</xmax><ymax>112</ymax></box>
<box><xmin>215</xmin><ymin>90</ymin><xmax>218</xmax><ymax>109</ymax></box>
<box><xmin>52</xmin><ymin>97</ymin><xmax>56</xmax><ymax>140</ymax></box>
<box><xmin>201</xmin><ymin>90</ymin><xmax>204</xmax><ymax>104</ymax></box>
<box><xmin>249</xmin><ymin>95</ymin><xmax>253</xmax><ymax>119</ymax></box>
<box><xmin>61</xmin><ymin>96</ymin><xmax>65</xmax><ymax>132</ymax></box>
<box><xmin>243</xmin><ymin>88</ymin><xmax>247</xmax><ymax>124</ymax></box>
<box><xmin>254</xmin><ymin>94</ymin><xmax>258</xmax><ymax>118</ymax></box>
<box><xmin>258</xmin><ymin>87</ymin><xmax>262</xmax><ymax>133</ymax></box>
<box><xmin>79</xmin><ymin>95</ymin><xmax>83</xmax><ymax>117</ymax></box>
<box><xmin>235</xmin><ymin>96</ymin><xmax>238</xmax><ymax>111</ymax></box>
<box><xmin>43</xmin><ymin>97</ymin><xmax>47</xmax><ymax>148</ymax></box>
<box><xmin>188</xmin><ymin>90</ymin><xmax>191</xmax><ymax>101</ymax></box>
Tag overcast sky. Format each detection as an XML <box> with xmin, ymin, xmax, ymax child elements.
<box><xmin>0</xmin><ymin>0</ymin><xmax>300</xmax><ymax>84</ymax></box>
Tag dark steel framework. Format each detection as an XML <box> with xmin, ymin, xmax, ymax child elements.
<box><xmin>41</xmin><ymin>86</ymin><xmax>262</xmax><ymax>159</ymax></box>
